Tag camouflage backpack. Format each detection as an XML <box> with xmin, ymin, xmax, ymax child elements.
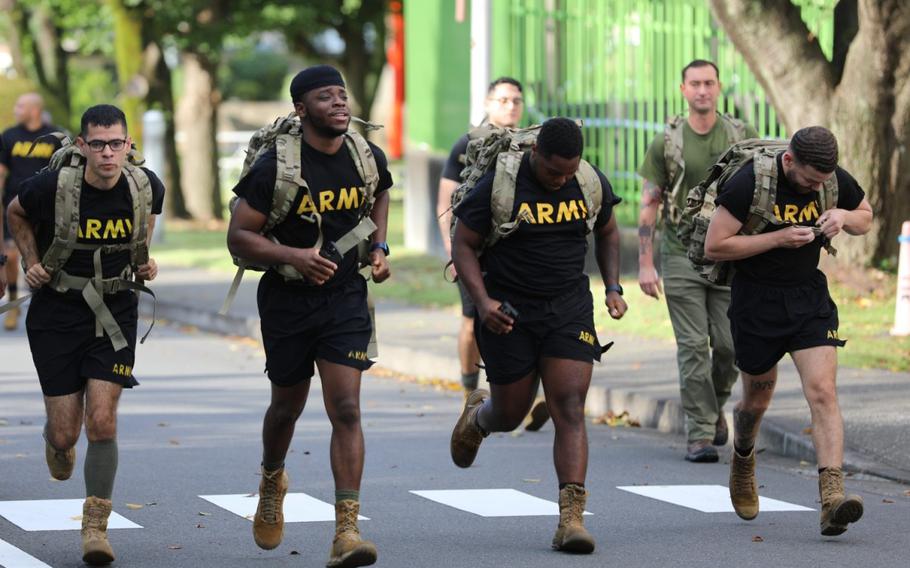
<box><xmin>663</xmin><ymin>113</ymin><xmax>748</xmax><ymax>225</ymax></box>
<box><xmin>220</xmin><ymin>113</ymin><xmax>382</xmax><ymax>315</ymax></box>
<box><xmin>0</xmin><ymin>133</ymin><xmax>155</xmax><ymax>351</ymax></box>
<box><xmin>447</xmin><ymin>122</ymin><xmax>603</xmax><ymax>255</ymax></box>
<box><xmin>677</xmin><ymin>139</ymin><xmax>839</xmax><ymax>286</ymax></box>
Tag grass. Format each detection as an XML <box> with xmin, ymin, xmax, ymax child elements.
<box><xmin>152</xmin><ymin>198</ymin><xmax>909</xmax><ymax>372</ymax></box>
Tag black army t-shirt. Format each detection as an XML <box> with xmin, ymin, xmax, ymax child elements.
<box><xmin>19</xmin><ymin>167</ymin><xmax>166</xmax><ymax>278</ymax></box>
<box><xmin>233</xmin><ymin>138</ymin><xmax>394</xmax><ymax>290</ymax></box>
<box><xmin>454</xmin><ymin>152</ymin><xmax>620</xmax><ymax>299</ymax></box>
<box><xmin>441</xmin><ymin>134</ymin><xmax>470</xmax><ymax>182</ymax></box>
<box><xmin>0</xmin><ymin>124</ymin><xmax>63</xmax><ymax>205</ymax></box>
<box><xmin>715</xmin><ymin>153</ymin><xmax>865</xmax><ymax>286</ymax></box>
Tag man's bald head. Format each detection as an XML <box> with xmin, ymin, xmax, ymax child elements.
<box><xmin>14</xmin><ymin>93</ymin><xmax>45</xmax><ymax>128</ymax></box>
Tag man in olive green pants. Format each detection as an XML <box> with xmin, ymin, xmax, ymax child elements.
<box><xmin>637</xmin><ymin>59</ymin><xmax>758</xmax><ymax>462</ymax></box>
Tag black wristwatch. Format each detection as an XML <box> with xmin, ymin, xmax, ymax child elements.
<box><xmin>369</xmin><ymin>242</ymin><xmax>390</xmax><ymax>257</ymax></box>
<box><xmin>0</xmin><ymin>254</ymin><xmax>7</xmax><ymax>267</ymax></box>
<box><xmin>606</xmin><ymin>283</ymin><xmax>624</xmax><ymax>296</ymax></box>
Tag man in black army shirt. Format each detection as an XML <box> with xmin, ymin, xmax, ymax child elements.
<box><xmin>0</xmin><ymin>92</ymin><xmax>64</xmax><ymax>329</ymax></box>
<box><xmin>449</xmin><ymin>117</ymin><xmax>627</xmax><ymax>553</ymax></box>
<box><xmin>228</xmin><ymin>65</ymin><xmax>392</xmax><ymax>568</ymax></box>
<box><xmin>705</xmin><ymin>126</ymin><xmax>873</xmax><ymax>536</ymax></box>
<box><xmin>6</xmin><ymin>104</ymin><xmax>164</xmax><ymax>565</ymax></box>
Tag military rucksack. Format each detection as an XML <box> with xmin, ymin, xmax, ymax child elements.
<box><xmin>677</xmin><ymin>139</ymin><xmax>839</xmax><ymax>286</ymax></box>
<box><xmin>447</xmin><ymin>122</ymin><xmax>603</xmax><ymax>256</ymax></box>
<box><xmin>0</xmin><ymin>133</ymin><xmax>156</xmax><ymax>351</ymax></box>
<box><xmin>220</xmin><ymin>113</ymin><xmax>382</xmax><ymax>315</ymax></box>
<box><xmin>663</xmin><ymin>113</ymin><xmax>748</xmax><ymax>225</ymax></box>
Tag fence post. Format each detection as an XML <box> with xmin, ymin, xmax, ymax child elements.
<box><xmin>891</xmin><ymin>221</ymin><xmax>910</xmax><ymax>336</ymax></box>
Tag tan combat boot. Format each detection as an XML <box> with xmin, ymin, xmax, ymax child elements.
<box><xmin>729</xmin><ymin>448</ymin><xmax>759</xmax><ymax>520</ymax></box>
<box><xmin>252</xmin><ymin>466</ymin><xmax>288</xmax><ymax>550</ymax></box>
<box><xmin>450</xmin><ymin>389</ymin><xmax>489</xmax><ymax>468</ymax></box>
<box><xmin>819</xmin><ymin>467</ymin><xmax>864</xmax><ymax>536</ymax></box>
<box><xmin>327</xmin><ymin>500</ymin><xmax>377</xmax><ymax>568</ymax></box>
<box><xmin>82</xmin><ymin>496</ymin><xmax>115</xmax><ymax>565</ymax></box>
<box><xmin>524</xmin><ymin>396</ymin><xmax>550</xmax><ymax>432</ymax></box>
<box><xmin>552</xmin><ymin>484</ymin><xmax>595</xmax><ymax>554</ymax></box>
<box><xmin>3</xmin><ymin>306</ymin><xmax>19</xmax><ymax>331</ymax></box>
<box><xmin>44</xmin><ymin>434</ymin><xmax>76</xmax><ymax>481</ymax></box>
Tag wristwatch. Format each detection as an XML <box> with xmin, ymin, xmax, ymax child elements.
<box><xmin>0</xmin><ymin>254</ymin><xmax>7</xmax><ymax>267</ymax></box>
<box><xmin>369</xmin><ymin>242</ymin><xmax>390</xmax><ymax>257</ymax></box>
<box><xmin>606</xmin><ymin>283</ymin><xmax>624</xmax><ymax>296</ymax></box>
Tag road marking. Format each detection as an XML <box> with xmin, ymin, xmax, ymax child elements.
<box><xmin>616</xmin><ymin>485</ymin><xmax>814</xmax><ymax>513</ymax></box>
<box><xmin>410</xmin><ymin>489</ymin><xmax>591</xmax><ymax>517</ymax></box>
<box><xmin>0</xmin><ymin>538</ymin><xmax>53</xmax><ymax>568</ymax></box>
<box><xmin>0</xmin><ymin>499</ymin><xmax>142</xmax><ymax>532</ymax></box>
<box><xmin>200</xmin><ymin>494</ymin><xmax>368</xmax><ymax>523</ymax></box>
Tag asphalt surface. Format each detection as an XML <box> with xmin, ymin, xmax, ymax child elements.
<box><xmin>1</xmin><ymin>323</ymin><xmax>909</xmax><ymax>568</ymax></box>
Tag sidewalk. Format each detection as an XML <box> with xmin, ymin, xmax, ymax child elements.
<box><xmin>142</xmin><ymin>264</ymin><xmax>910</xmax><ymax>484</ymax></box>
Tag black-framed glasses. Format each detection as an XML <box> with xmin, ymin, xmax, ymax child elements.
<box><xmin>491</xmin><ymin>97</ymin><xmax>524</xmax><ymax>106</ymax></box>
<box><xmin>85</xmin><ymin>139</ymin><xmax>128</xmax><ymax>152</ymax></box>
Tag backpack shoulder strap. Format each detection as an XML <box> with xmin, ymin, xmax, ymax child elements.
<box><xmin>575</xmin><ymin>159</ymin><xmax>603</xmax><ymax>233</ymax></box>
<box><xmin>343</xmin><ymin>130</ymin><xmax>380</xmax><ymax>217</ymax></box>
<box><xmin>742</xmin><ymin>151</ymin><xmax>780</xmax><ymax>234</ymax></box>
<box><xmin>123</xmin><ymin>165</ymin><xmax>152</xmax><ymax>268</ymax></box>
<box><xmin>663</xmin><ymin>114</ymin><xmax>687</xmax><ymax>223</ymax></box>
<box><xmin>719</xmin><ymin>113</ymin><xmax>748</xmax><ymax>143</ymax></box>
<box><xmin>488</xmin><ymin>151</ymin><xmax>525</xmax><ymax>247</ymax></box>
<box><xmin>269</xmin><ymin>132</ymin><xmax>306</xmax><ymax>234</ymax></box>
<box><xmin>41</xmin><ymin>163</ymin><xmax>84</xmax><ymax>273</ymax></box>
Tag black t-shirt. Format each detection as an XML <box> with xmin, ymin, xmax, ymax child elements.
<box><xmin>441</xmin><ymin>134</ymin><xmax>470</xmax><ymax>182</ymax></box>
<box><xmin>232</xmin><ymin>138</ymin><xmax>393</xmax><ymax>290</ymax></box>
<box><xmin>0</xmin><ymin>124</ymin><xmax>64</xmax><ymax>204</ymax></box>
<box><xmin>18</xmin><ymin>167</ymin><xmax>165</xmax><ymax>279</ymax></box>
<box><xmin>715</xmin><ymin>154</ymin><xmax>865</xmax><ymax>286</ymax></box>
<box><xmin>454</xmin><ymin>152</ymin><xmax>620</xmax><ymax>299</ymax></box>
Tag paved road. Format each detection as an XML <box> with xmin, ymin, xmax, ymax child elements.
<box><xmin>1</xmin><ymin>324</ymin><xmax>908</xmax><ymax>568</ymax></box>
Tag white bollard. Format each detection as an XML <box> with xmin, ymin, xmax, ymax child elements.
<box><xmin>891</xmin><ymin>221</ymin><xmax>910</xmax><ymax>336</ymax></box>
<box><xmin>143</xmin><ymin>110</ymin><xmax>166</xmax><ymax>243</ymax></box>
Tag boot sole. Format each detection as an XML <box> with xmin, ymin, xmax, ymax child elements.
<box><xmin>83</xmin><ymin>549</ymin><xmax>115</xmax><ymax>565</ymax></box>
<box><xmin>450</xmin><ymin>390</ymin><xmax>486</xmax><ymax>468</ymax></box>
<box><xmin>524</xmin><ymin>400</ymin><xmax>550</xmax><ymax>432</ymax></box>
<box><xmin>327</xmin><ymin>544</ymin><xmax>377</xmax><ymax>567</ymax></box>
<box><xmin>821</xmin><ymin>498</ymin><xmax>864</xmax><ymax>536</ymax></box>
<box><xmin>553</xmin><ymin>536</ymin><xmax>595</xmax><ymax>554</ymax></box>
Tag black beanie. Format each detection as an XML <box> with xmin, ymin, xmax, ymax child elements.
<box><xmin>290</xmin><ymin>65</ymin><xmax>345</xmax><ymax>102</ymax></box>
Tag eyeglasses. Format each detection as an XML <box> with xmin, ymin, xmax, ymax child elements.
<box><xmin>491</xmin><ymin>97</ymin><xmax>524</xmax><ymax>106</ymax></box>
<box><xmin>84</xmin><ymin>139</ymin><xmax>128</xmax><ymax>152</ymax></box>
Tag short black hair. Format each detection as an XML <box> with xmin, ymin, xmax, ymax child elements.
<box><xmin>80</xmin><ymin>104</ymin><xmax>127</xmax><ymax>137</ymax></box>
<box><xmin>681</xmin><ymin>59</ymin><xmax>719</xmax><ymax>83</ymax></box>
<box><xmin>487</xmin><ymin>76</ymin><xmax>523</xmax><ymax>94</ymax></box>
<box><xmin>536</xmin><ymin>117</ymin><xmax>583</xmax><ymax>159</ymax></box>
<box><xmin>789</xmin><ymin>126</ymin><xmax>838</xmax><ymax>173</ymax></box>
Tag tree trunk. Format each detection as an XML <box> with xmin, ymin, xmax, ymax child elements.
<box><xmin>1</xmin><ymin>0</ymin><xmax>30</xmax><ymax>78</ymax></box>
<box><xmin>108</xmin><ymin>0</ymin><xmax>144</xmax><ymax>145</ymax></box>
<box><xmin>709</xmin><ymin>0</ymin><xmax>910</xmax><ymax>265</ymax></box>
<box><xmin>176</xmin><ymin>51</ymin><xmax>223</xmax><ymax>221</ymax></box>
<box><xmin>142</xmin><ymin>41</ymin><xmax>190</xmax><ymax>219</ymax></box>
<box><xmin>31</xmin><ymin>6</ymin><xmax>70</xmax><ymax>119</ymax></box>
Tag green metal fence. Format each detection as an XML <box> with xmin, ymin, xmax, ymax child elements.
<box><xmin>490</xmin><ymin>0</ymin><xmax>836</xmax><ymax>222</ymax></box>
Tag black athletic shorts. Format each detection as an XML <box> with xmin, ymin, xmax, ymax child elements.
<box><xmin>457</xmin><ymin>278</ymin><xmax>476</xmax><ymax>318</ymax></box>
<box><xmin>258</xmin><ymin>272</ymin><xmax>374</xmax><ymax>386</ymax></box>
<box><xmin>474</xmin><ymin>279</ymin><xmax>602</xmax><ymax>384</ymax></box>
<box><xmin>26</xmin><ymin>289</ymin><xmax>139</xmax><ymax>397</ymax></box>
<box><xmin>728</xmin><ymin>270</ymin><xmax>846</xmax><ymax>375</ymax></box>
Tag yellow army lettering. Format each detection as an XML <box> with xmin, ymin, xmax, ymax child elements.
<box><xmin>577</xmin><ymin>331</ymin><xmax>595</xmax><ymax>346</ymax></box>
<box><xmin>516</xmin><ymin>199</ymin><xmax>587</xmax><ymax>224</ymax></box>
<box><xmin>10</xmin><ymin>140</ymin><xmax>56</xmax><ymax>159</ymax></box>
<box><xmin>296</xmin><ymin>187</ymin><xmax>363</xmax><ymax>215</ymax></box>
<box><xmin>773</xmin><ymin>201</ymin><xmax>819</xmax><ymax>224</ymax></box>
<box><xmin>827</xmin><ymin>329</ymin><xmax>839</xmax><ymax>340</ymax></box>
<box><xmin>77</xmin><ymin>218</ymin><xmax>132</xmax><ymax>240</ymax></box>
<box><xmin>347</xmin><ymin>350</ymin><xmax>368</xmax><ymax>361</ymax></box>
<box><xmin>111</xmin><ymin>364</ymin><xmax>132</xmax><ymax>376</ymax></box>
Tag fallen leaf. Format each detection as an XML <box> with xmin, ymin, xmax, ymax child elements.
<box><xmin>125</xmin><ymin>503</ymin><xmax>144</xmax><ymax>510</ymax></box>
<box><xmin>802</xmin><ymin>427</ymin><xmax>813</xmax><ymax>435</ymax></box>
<box><xmin>145</xmin><ymin>502</ymin><xmax>157</xmax><ymax>507</ymax></box>
<box><xmin>19</xmin><ymin>420</ymin><xmax>33</xmax><ymax>425</ymax></box>
<box><xmin>903</xmin><ymin>490</ymin><xmax>910</xmax><ymax>497</ymax></box>
<box><xmin>198</xmin><ymin>511</ymin><xmax>211</xmax><ymax>516</ymax></box>
<box><xmin>592</xmin><ymin>410</ymin><xmax>640</xmax><ymax>428</ymax></box>
<box><xmin>522</xmin><ymin>478</ymin><xmax>541</xmax><ymax>483</ymax></box>
<box><xmin>290</xmin><ymin>550</ymin><xmax>300</xmax><ymax>555</ymax></box>
<box><xmin>71</xmin><ymin>515</ymin><xmax>83</xmax><ymax>521</ymax></box>
<box><xmin>752</xmin><ymin>536</ymin><xmax>764</xmax><ymax>542</ymax></box>
<box><xmin>169</xmin><ymin>439</ymin><xmax>180</xmax><ymax>445</ymax></box>
<box><xmin>799</xmin><ymin>460</ymin><xmax>810</xmax><ymax>466</ymax></box>
<box><xmin>168</xmin><ymin>545</ymin><xmax>182</xmax><ymax>550</ymax></box>
<box><xmin>157</xmin><ymin>423</ymin><xmax>169</xmax><ymax>427</ymax></box>
<box><xmin>882</xmin><ymin>499</ymin><xmax>894</xmax><ymax>504</ymax></box>
<box><xmin>303</xmin><ymin>451</ymin><xmax>310</xmax><ymax>455</ymax></box>
<box><xmin>196</xmin><ymin>523</ymin><xmax>205</xmax><ymax>528</ymax></box>
<box><xmin>0</xmin><ymin>419</ymin><xmax>7</xmax><ymax>426</ymax></box>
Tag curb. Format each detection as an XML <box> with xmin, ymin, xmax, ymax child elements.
<box><xmin>143</xmin><ymin>299</ymin><xmax>910</xmax><ymax>485</ymax></box>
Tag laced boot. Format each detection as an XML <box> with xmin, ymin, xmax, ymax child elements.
<box><xmin>524</xmin><ymin>396</ymin><xmax>550</xmax><ymax>432</ymax></box>
<box><xmin>450</xmin><ymin>389</ymin><xmax>489</xmax><ymax>468</ymax></box>
<box><xmin>327</xmin><ymin>500</ymin><xmax>377</xmax><ymax>568</ymax></box>
<box><xmin>819</xmin><ymin>467</ymin><xmax>863</xmax><ymax>536</ymax></box>
<box><xmin>729</xmin><ymin>448</ymin><xmax>759</xmax><ymax>520</ymax></box>
<box><xmin>44</xmin><ymin>433</ymin><xmax>76</xmax><ymax>481</ymax></box>
<box><xmin>4</xmin><ymin>306</ymin><xmax>19</xmax><ymax>331</ymax></box>
<box><xmin>253</xmin><ymin>466</ymin><xmax>288</xmax><ymax>549</ymax></box>
<box><xmin>81</xmin><ymin>496</ymin><xmax>114</xmax><ymax>565</ymax></box>
<box><xmin>551</xmin><ymin>484</ymin><xmax>595</xmax><ymax>553</ymax></box>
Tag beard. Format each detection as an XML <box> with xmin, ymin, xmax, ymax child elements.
<box><xmin>304</xmin><ymin>109</ymin><xmax>349</xmax><ymax>137</ymax></box>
